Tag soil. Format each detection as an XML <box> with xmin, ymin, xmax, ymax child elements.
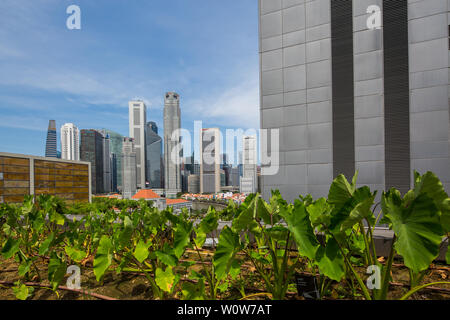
<box><xmin>0</xmin><ymin>251</ymin><xmax>449</xmax><ymax>300</ymax></box>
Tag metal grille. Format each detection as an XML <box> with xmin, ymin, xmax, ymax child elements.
<box><xmin>383</xmin><ymin>0</ymin><xmax>410</xmax><ymax>194</ymax></box>
<box><xmin>331</xmin><ymin>0</ymin><xmax>355</xmax><ymax>179</ymax></box>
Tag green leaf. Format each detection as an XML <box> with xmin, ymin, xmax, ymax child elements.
<box><xmin>155</xmin><ymin>250</ymin><xmax>177</xmax><ymax>267</ymax></box>
<box><xmin>1</xmin><ymin>238</ymin><xmax>20</xmax><ymax>259</ymax></box>
<box><xmin>118</xmin><ymin>216</ymin><xmax>133</xmax><ymax>247</ymax></box>
<box><xmin>65</xmin><ymin>245</ymin><xmax>86</xmax><ymax>263</ymax></box>
<box><xmin>198</xmin><ymin>209</ymin><xmax>219</xmax><ymax>234</ymax></box>
<box><xmin>265</xmin><ymin>225</ymin><xmax>289</xmax><ymax>242</ymax></box>
<box><xmin>441</xmin><ymin>199</ymin><xmax>450</xmax><ymax>233</ymax></box>
<box><xmin>280</xmin><ymin>200</ymin><xmax>319</xmax><ymax>260</ymax></box>
<box><xmin>383</xmin><ymin>191</ymin><xmax>444</xmax><ymax>273</ymax></box>
<box><xmin>39</xmin><ymin>233</ymin><xmax>55</xmax><ymax>256</ymax></box>
<box><xmin>232</xmin><ymin>196</ymin><xmax>258</xmax><ymax>232</ymax></box>
<box><xmin>48</xmin><ymin>254</ymin><xmax>67</xmax><ymax>291</ymax></box>
<box><xmin>181</xmin><ymin>279</ymin><xmax>205</xmax><ymax>300</ymax></box>
<box><xmin>213</xmin><ymin>226</ymin><xmax>241</xmax><ymax>281</ymax></box>
<box><xmin>328</xmin><ymin>173</ymin><xmax>357</xmax><ymax>210</ymax></box>
<box><xmin>18</xmin><ymin>260</ymin><xmax>32</xmax><ymax>277</ymax></box>
<box><xmin>256</xmin><ymin>197</ymin><xmax>272</xmax><ymax>225</ymax></box>
<box><xmin>339</xmin><ymin>194</ymin><xmax>375</xmax><ymax>232</ymax></box>
<box><xmin>194</xmin><ymin>231</ymin><xmax>207</xmax><ymax>248</ymax></box>
<box><xmin>315</xmin><ymin>238</ymin><xmax>345</xmax><ymax>281</ymax></box>
<box><xmin>155</xmin><ymin>267</ymin><xmax>175</xmax><ymax>293</ymax></box>
<box><xmin>173</xmin><ymin>221</ymin><xmax>193</xmax><ymax>258</ymax></box>
<box><xmin>414</xmin><ymin>171</ymin><xmax>448</xmax><ymax>207</ymax></box>
<box><xmin>13</xmin><ymin>282</ymin><xmax>33</xmax><ymax>300</ymax></box>
<box><xmin>93</xmin><ymin>236</ymin><xmax>113</xmax><ymax>281</ymax></box>
<box><xmin>133</xmin><ymin>240</ymin><xmax>150</xmax><ymax>263</ymax></box>
<box><xmin>307</xmin><ymin>198</ymin><xmax>332</xmax><ymax>227</ymax></box>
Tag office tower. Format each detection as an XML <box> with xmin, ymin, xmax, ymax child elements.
<box><xmin>45</xmin><ymin>120</ymin><xmax>57</xmax><ymax>158</ymax></box>
<box><xmin>230</xmin><ymin>167</ymin><xmax>240</xmax><ymax>188</ymax></box>
<box><xmin>129</xmin><ymin>100</ymin><xmax>147</xmax><ymax>190</ymax></box>
<box><xmin>188</xmin><ymin>175</ymin><xmax>200</xmax><ymax>193</ymax></box>
<box><xmin>200</xmin><ymin>128</ymin><xmax>221</xmax><ymax>194</ymax></box>
<box><xmin>164</xmin><ymin>92</ymin><xmax>182</xmax><ymax>197</ymax></box>
<box><xmin>60</xmin><ymin>123</ymin><xmax>80</xmax><ymax>161</ymax></box>
<box><xmin>101</xmin><ymin>129</ymin><xmax>123</xmax><ymax>192</ymax></box>
<box><xmin>240</xmin><ymin>135</ymin><xmax>258</xmax><ymax>193</ymax></box>
<box><xmin>111</xmin><ymin>153</ymin><xmax>117</xmax><ymax>192</ymax></box>
<box><xmin>122</xmin><ymin>137</ymin><xmax>137</xmax><ymax>199</ymax></box>
<box><xmin>181</xmin><ymin>169</ymin><xmax>189</xmax><ymax>193</ymax></box>
<box><xmin>80</xmin><ymin>129</ymin><xmax>104</xmax><ymax>194</ymax></box>
<box><xmin>147</xmin><ymin>121</ymin><xmax>158</xmax><ymax>135</ymax></box>
<box><xmin>258</xmin><ymin>0</ymin><xmax>450</xmax><ymax>201</ymax></box>
<box><xmin>102</xmin><ymin>132</ymin><xmax>112</xmax><ymax>194</ymax></box>
<box><xmin>221</xmin><ymin>154</ymin><xmax>231</xmax><ymax>186</ymax></box>
<box><xmin>145</xmin><ymin>121</ymin><xmax>163</xmax><ymax>188</ymax></box>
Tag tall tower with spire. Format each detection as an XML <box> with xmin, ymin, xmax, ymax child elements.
<box><xmin>45</xmin><ymin>120</ymin><xmax>57</xmax><ymax>158</ymax></box>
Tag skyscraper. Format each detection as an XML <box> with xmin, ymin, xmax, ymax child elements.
<box><xmin>145</xmin><ymin>121</ymin><xmax>163</xmax><ymax>188</ymax></box>
<box><xmin>102</xmin><ymin>132</ymin><xmax>112</xmax><ymax>194</ymax></box>
<box><xmin>240</xmin><ymin>135</ymin><xmax>257</xmax><ymax>194</ymax></box>
<box><xmin>45</xmin><ymin>120</ymin><xmax>57</xmax><ymax>158</ymax></box>
<box><xmin>80</xmin><ymin>129</ymin><xmax>104</xmax><ymax>194</ymax></box>
<box><xmin>101</xmin><ymin>129</ymin><xmax>123</xmax><ymax>192</ymax></box>
<box><xmin>129</xmin><ymin>100</ymin><xmax>147</xmax><ymax>190</ymax></box>
<box><xmin>122</xmin><ymin>137</ymin><xmax>137</xmax><ymax>199</ymax></box>
<box><xmin>258</xmin><ymin>0</ymin><xmax>450</xmax><ymax>201</ymax></box>
<box><xmin>164</xmin><ymin>92</ymin><xmax>182</xmax><ymax>197</ymax></box>
<box><xmin>60</xmin><ymin>123</ymin><xmax>80</xmax><ymax>161</ymax></box>
<box><xmin>200</xmin><ymin>128</ymin><xmax>221</xmax><ymax>194</ymax></box>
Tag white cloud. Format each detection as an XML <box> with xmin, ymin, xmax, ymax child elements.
<box><xmin>186</xmin><ymin>72</ymin><xmax>260</xmax><ymax>129</ymax></box>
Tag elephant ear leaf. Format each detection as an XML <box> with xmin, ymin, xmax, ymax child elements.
<box><xmin>281</xmin><ymin>200</ymin><xmax>319</xmax><ymax>260</ymax></box>
<box><xmin>383</xmin><ymin>192</ymin><xmax>444</xmax><ymax>273</ymax></box>
<box><xmin>173</xmin><ymin>221</ymin><xmax>193</xmax><ymax>258</ymax></box>
<box><xmin>315</xmin><ymin>238</ymin><xmax>345</xmax><ymax>282</ymax></box>
<box><xmin>155</xmin><ymin>267</ymin><xmax>176</xmax><ymax>293</ymax></box>
<box><xmin>328</xmin><ymin>173</ymin><xmax>357</xmax><ymax>210</ymax></box>
<box><xmin>414</xmin><ymin>171</ymin><xmax>448</xmax><ymax>207</ymax></box>
<box><xmin>93</xmin><ymin>236</ymin><xmax>113</xmax><ymax>281</ymax></box>
<box><xmin>213</xmin><ymin>226</ymin><xmax>241</xmax><ymax>281</ymax></box>
<box><xmin>48</xmin><ymin>254</ymin><xmax>67</xmax><ymax>291</ymax></box>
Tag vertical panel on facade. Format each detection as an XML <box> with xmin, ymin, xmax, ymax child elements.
<box><xmin>331</xmin><ymin>0</ymin><xmax>355</xmax><ymax>179</ymax></box>
<box><xmin>383</xmin><ymin>0</ymin><xmax>410</xmax><ymax>194</ymax></box>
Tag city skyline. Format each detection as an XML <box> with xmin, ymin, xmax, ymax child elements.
<box><xmin>0</xmin><ymin>1</ymin><xmax>259</xmax><ymax>156</ymax></box>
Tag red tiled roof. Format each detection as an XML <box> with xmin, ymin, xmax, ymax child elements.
<box><xmin>132</xmin><ymin>189</ymin><xmax>161</xmax><ymax>200</ymax></box>
<box><xmin>166</xmin><ymin>199</ymin><xmax>188</xmax><ymax>205</ymax></box>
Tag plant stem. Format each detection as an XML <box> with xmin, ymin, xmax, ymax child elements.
<box><xmin>400</xmin><ymin>282</ymin><xmax>450</xmax><ymax>300</ymax></box>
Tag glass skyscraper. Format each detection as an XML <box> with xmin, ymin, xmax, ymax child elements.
<box><xmin>145</xmin><ymin>121</ymin><xmax>163</xmax><ymax>188</ymax></box>
<box><xmin>45</xmin><ymin>120</ymin><xmax>57</xmax><ymax>158</ymax></box>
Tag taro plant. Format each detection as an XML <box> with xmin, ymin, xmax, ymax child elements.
<box><xmin>306</xmin><ymin>171</ymin><xmax>450</xmax><ymax>300</ymax></box>
<box><xmin>229</xmin><ymin>192</ymin><xmax>303</xmax><ymax>300</ymax></box>
<box><xmin>182</xmin><ymin>207</ymin><xmax>243</xmax><ymax>300</ymax></box>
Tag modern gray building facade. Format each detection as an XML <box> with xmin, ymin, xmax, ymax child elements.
<box><xmin>145</xmin><ymin>121</ymin><xmax>163</xmax><ymax>189</ymax></box>
<box><xmin>101</xmin><ymin>129</ymin><xmax>123</xmax><ymax>192</ymax></box>
<box><xmin>259</xmin><ymin>0</ymin><xmax>450</xmax><ymax>202</ymax></box>
<box><xmin>129</xmin><ymin>100</ymin><xmax>147</xmax><ymax>190</ymax></box>
<box><xmin>200</xmin><ymin>128</ymin><xmax>221</xmax><ymax>194</ymax></box>
<box><xmin>80</xmin><ymin>129</ymin><xmax>104</xmax><ymax>194</ymax></box>
<box><xmin>164</xmin><ymin>92</ymin><xmax>182</xmax><ymax>197</ymax></box>
<box><xmin>45</xmin><ymin>120</ymin><xmax>57</xmax><ymax>158</ymax></box>
<box><xmin>122</xmin><ymin>137</ymin><xmax>137</xmax><ymax>199</ymax></box>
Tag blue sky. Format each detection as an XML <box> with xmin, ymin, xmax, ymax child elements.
<box><xmin>0</xmin><ymin>0</ymin><xmax>259</xmax><ymax>164</ymax></box>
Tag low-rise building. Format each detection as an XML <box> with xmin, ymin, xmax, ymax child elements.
<box><xmin>0</xmin><ymin>152</ymin><xmax>91</xmax><ymax>204</ymax></box>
